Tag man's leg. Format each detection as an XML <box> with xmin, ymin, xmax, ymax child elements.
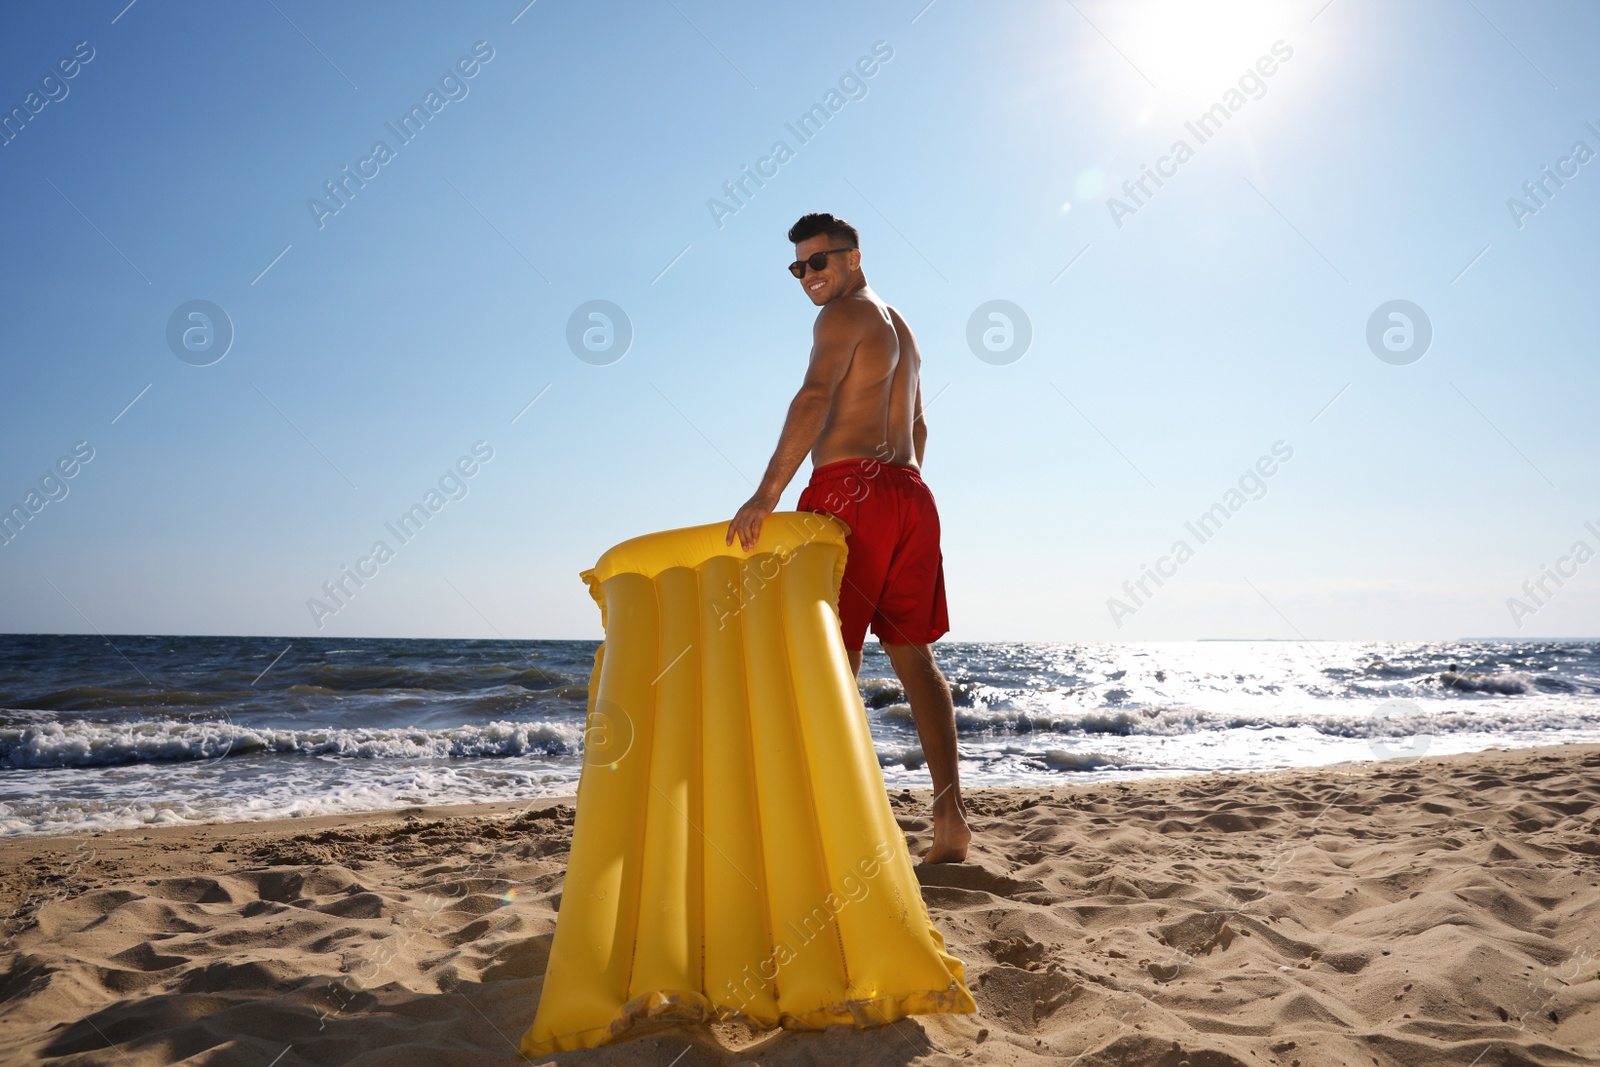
<box><xmin>882</xmin><ymin>641</ymin><xmax>970</xmax><ymax>863</ymax></box>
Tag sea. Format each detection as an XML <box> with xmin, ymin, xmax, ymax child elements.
<box><xmin>2</xmin><ymin>635</ymin><xmax>1597</xmax><ymax>837</ymax></box>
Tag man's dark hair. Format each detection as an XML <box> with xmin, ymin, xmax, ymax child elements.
<box><xmin>787</xmin><ymin>212</ymin><xmax>859</xmax><ymax>248</ymax></box>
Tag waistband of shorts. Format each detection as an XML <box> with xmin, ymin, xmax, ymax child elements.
<box><xmin>807</xmin><ymin>457</ymin><xmax>924</xmax><ymax>482</ymax></box>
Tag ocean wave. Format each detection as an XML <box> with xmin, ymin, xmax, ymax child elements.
<box><xmin>22</xmin><ymin>686</ymin><xmax>240</xmax><ymax>711</ymax></box>
<box><xmin>859</xmin><ymin>677</ymin><xmax>996</xmax><ymax>709</ymax></box>
<box><xmin>0</xmin><ymin>718</ymin><xmax>585</xmax><ymax>769</ymax></box>
<box><xmin>1439</xmin><ymin>671</ymin><xmax>1532</xmax><ymax>695</ymax></box>
<box><xmin>905</xmin><ymin>702</ymin><xmax>1600</xmax><ymax>740</ymax></box>
<box><xmin>10</xmin><ymin>681</ymin><xmax>587</xmax><ymax>724</ymax></box>
<box><xmin>278</xmin><ymin>682</ymin><xmax>586</xmax><ymax>709</ymax></box>
<box><xmin>14</xmin><ymin>665</ymin><xmax>579</xmax><ymax>713</ymax></box>
<box><xmin>860</xmin><ymin>678</ymin><xmax>904</xmax><ymax>708</ymax></box>
<box><xmin>1037</xmin><ymin>749</ymin><xmax>1130</xmax><ymax>772</ymax></box>
<box><xmin>271</xmin><ymin>663</ymin><xmax>573</xmax><ymax>693</ymax></box>
<box><xmin>875</xmin><ymin>743</ymin><xmax>925</xmax><ymax>770</ymax></box>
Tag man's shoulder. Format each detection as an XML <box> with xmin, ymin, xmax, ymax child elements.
<box><xmin>816</xmin><ymin>293</ymin><xmax>892</xmax><ymax>334</ymax></box>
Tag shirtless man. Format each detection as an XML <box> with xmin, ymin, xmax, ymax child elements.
<box><xmin>725</xmin><ymin>212</ymin><xmax>970</xmax><ymax>864</ymax></box>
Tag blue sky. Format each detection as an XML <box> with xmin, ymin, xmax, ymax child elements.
<box><xmin>2</xmin><ymin>0</ymin><xmax>1596</xmax><ymax>641</ymax></box>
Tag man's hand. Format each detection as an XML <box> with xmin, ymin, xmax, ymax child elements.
<box><xmin>726</xmin><ymin>490</ymin><xmax>779</xmax><ymax>551</ymax></box>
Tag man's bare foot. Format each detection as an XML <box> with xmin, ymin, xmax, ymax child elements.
<box><xmin>921</xmin><ymin>798</ymin><xmax>971</xmax><ymax>864</ymax></box>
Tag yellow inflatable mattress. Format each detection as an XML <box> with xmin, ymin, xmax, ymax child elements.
<box><xmin>519</xmin><ymin>512</ymin><xmax>975</xmax><ymax>1056</ymax></box>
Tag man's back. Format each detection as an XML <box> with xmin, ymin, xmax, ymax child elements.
<box><xmin>810</xmin><ymin>289</ymin><xmax>922</xmax><ymax>469</ymax></box>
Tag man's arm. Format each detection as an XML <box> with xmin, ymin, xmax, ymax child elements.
<box><xmin>725</xmin><ymin>306</ymin><xmax>859</xmax><ymax>550</ymax></box>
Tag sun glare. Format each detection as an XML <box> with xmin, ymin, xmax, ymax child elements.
<box><xmin>1116</xmin><ymin>0</ymin><xmax>1288</xmax><ymax>103</ymax></box>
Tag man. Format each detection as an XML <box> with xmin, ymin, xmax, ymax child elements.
<box><xmin>725</xmin><ymin>212</ymin><xmax>970</xmax><ymax>864</ymax></box>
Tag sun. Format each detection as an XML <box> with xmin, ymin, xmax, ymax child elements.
<box><xmin>1112</xmin><ymin>0</ymin><xmax>1289</xmax><ymax>104</ymax></box>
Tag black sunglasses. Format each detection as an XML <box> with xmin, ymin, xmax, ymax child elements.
<box><xmin>787</xmin><ymin>247</ymin><xmax>855</xmax><ymax>278</ymax></box>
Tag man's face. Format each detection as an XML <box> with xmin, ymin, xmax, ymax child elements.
<box><xmin>793</xmin><ymin>234</ymin><xmax>859</xmax><ymax>306</ymax></box>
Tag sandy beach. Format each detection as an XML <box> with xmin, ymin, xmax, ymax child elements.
<box><xmin>2</xmin><ymin>743</ymin><xmax>1596</xmax><ymax>1066</ymax></box>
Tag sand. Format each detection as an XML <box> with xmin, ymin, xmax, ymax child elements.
<box><xmin>1</xmin><ymin>744</ymin><xmax>1597</xmax><ymax>1066</ymax></box>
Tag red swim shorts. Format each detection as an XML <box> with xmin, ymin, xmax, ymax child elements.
<box><xmin>797</xmin><ymin>458</ymin><xmax>949</xmax><ymax>652</ymax></box>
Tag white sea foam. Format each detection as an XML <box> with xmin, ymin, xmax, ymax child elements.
<box><xmin>1039</xmin><ymin>749</ymin><xmax>1130</xmax><ymax>771</ymax></box>
<box><xmin>0</xmin><ymin>718</ymin><xmax>585</xmax><ymax>769</ymax></box>
<box><xmin>0</xmin><ymin>761</ymin><xmax>578</xmax><ymax>837</ymax></box>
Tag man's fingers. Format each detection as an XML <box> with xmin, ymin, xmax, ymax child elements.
<box><xmin>725</xmin><ymin>502</ymin><xmax>768</xmax><ymax>552</ymax></box>
<box><xmin>727</xmin><ymin>505</ymin><xmax>751</xmax><ymax>548</ymax></box>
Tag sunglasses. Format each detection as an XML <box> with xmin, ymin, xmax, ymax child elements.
<box><xmin>787</xmin><ymin>247</ymin><xmax>855</xmax><ymax>278</ymax></box>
